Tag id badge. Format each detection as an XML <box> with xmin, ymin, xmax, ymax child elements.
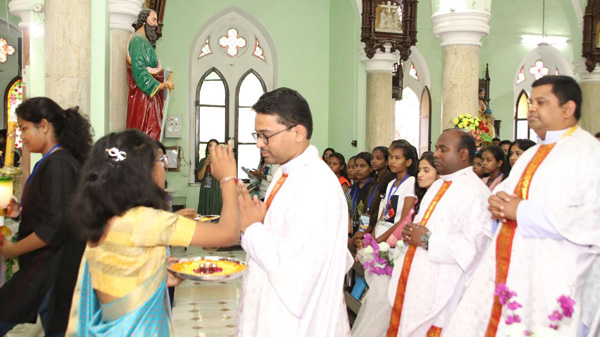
<box><xmin>359</xmin><ymin>214</ymin><xmax>370</xmax><ymax>232</ymax></box>
<box><xmin>204</xmin><ymin>176</ymin><xmax>212</xmax><ymax>188</ymax></box>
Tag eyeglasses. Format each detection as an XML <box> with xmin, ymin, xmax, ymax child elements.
<box><xmin>251</xmin><ymin>125</ymin><xmax>296</xmax><ymax>145</ymax></box>
<box><xmin>154</xmin><ymin>154</ymin><xmax>169</xmax><ymax>169</ymax></box>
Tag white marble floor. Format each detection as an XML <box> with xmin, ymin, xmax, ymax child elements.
<box><xmin>170</xmin><ymin>246</ymin><xmax>246</xmax><ymax>337</ymax></box>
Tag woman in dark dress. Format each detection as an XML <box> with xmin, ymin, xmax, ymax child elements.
<box><xmin>0</xmin><ymin>97</ymin><xmax>92</xmax><ymax>336</ymax></box>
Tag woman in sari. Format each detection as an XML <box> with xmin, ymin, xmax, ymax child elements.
<box><xmin>66</xmin><ymin>129</ymin><xmax>239</xmax><ymax>336</ymax></box>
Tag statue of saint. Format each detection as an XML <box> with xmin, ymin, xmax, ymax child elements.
<box><xmin>478</xmin><ymin>88</ymin><xmax>496</xmax><ymax>138</ymax></box>
<box><xmin>126</xmin><ymin>9</ymin><xmax>174</xmax><ymax>140</ymax></box>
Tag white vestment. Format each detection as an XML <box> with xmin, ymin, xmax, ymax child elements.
<box><xmin>236</xmin><ymin>145</ymin><xmax>351</xmax><ymax>337</ymax></box>
<box><xmin>444</xmin><ymin>127</ymin><xmax>600</xmax><ymax>337</ymax></box>
<box><xmin>387</xmin><ymin>166</ymin><xmax>493</xmax><ymax>336</ymax></box>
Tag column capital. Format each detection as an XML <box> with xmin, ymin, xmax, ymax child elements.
<box><xmin>9</xmin><ymin>0</ymin><xmax>31</xmax><ymax>28</ymax></box>
<box><xmin>360</xmin><ymin>44</ymin><xmax>398</xmax><ymax>72</ymax></box>
<box><xmin>109</xmin><ymin>0</ymin><xmax>144</xmax><ymax>32</ymax></box>
<box><xmin>574</xmin><ymin>58</ymin><xmax>600</xmax><ymax>83</ymax></box>
<box><xmin>432</xmin><ymin>10</ymin><xmax>491</xmax><ymax>47</ymax></box>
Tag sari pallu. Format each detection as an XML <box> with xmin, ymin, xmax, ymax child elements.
<box><xmin>66</xmin><ymin>261</ymin><xmax>173</xmax><ymax>336</ymax></box>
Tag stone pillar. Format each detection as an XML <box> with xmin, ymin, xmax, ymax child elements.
<box><xmin>45</xmin><ymin>0</ymin><xmax>92</xmax><ymax>115</ymax></box>
<box><xmin>109</xmin><ymin>0</ymin><xmax>143</xmax><ymax>132</ymax></box>
<box><xmin>360</xmin><ymin>46</ymin><xmax>398</xmax><ymax>151</ymax></box>
<box><xmin>432</xmin><ymin>11</ymin><xmax>491</xmax><ymax>131</ymax></box>
<box><xmin>574</xmin><ymin>58</ymin><xmax>600</xmax><ymax>134</ymax></box>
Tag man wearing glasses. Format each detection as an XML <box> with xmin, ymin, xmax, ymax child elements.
<box><xmin>236</xmin><ymin>88</ymin><xmax>351</xmax><ymax>336</ymax></box>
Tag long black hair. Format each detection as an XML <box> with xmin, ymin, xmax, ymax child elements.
<box><xmin>389</xmin><ymin>139</ymin><xmax>418</xmax><ymax>177</ymax></box>
<box><xmin>413</xmin><ymin>152</ymin><xmax>437</xmax><ymax>217</ymax></box>
<box><xmin>16</xmin><ymin>97</ymin><xmax>93</xmax><ymax>164</ymax></box>
<box><xmin>329</xmin><ymin>152</ymin><xmax>348</xmax><ymax>180</ymax></box>
<box><xmin>70</xmin><ymin>129</ymin><xmax>168</xmax><ymax>243</ymax></box>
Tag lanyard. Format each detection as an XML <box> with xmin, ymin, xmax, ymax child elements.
<box><xmin>382</xmin><ymin>174</ymin><xmax>410</xmax><ymax>220</ymax></box>
<box><xmin>352</xmin><ymin>177</ymin><xmax>372</xmax><ymax>213</ymax></box>
<box><xmin>25</xmin><ymin>144</ymin><xmax>61</xmax><ymax>188</ymax></box>
<box><xmin>366</xmin><ymin>183</ymin><xmax>380</xmax><ymax>211</ymax></box>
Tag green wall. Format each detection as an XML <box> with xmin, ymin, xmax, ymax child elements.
<box><xmin>157</xmin><ymin>0</ymin><xmax>332</xmax><ymax>208</ymax></box>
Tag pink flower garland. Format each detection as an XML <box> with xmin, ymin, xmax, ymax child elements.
<box><xmin>363</xmin><ymin>234</ymin><xmax>393</xmax><ymax>276</ymax></box>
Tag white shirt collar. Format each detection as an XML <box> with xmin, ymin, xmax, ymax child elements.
<box><xmin>280</xmin><ymin>145</ymin><xmax>315</xmax><ymax>175</ymax></box>
<box><xmin>440</xmin><ymin>166</ymin><xmax>473</xmax><ymax>182</ymax></box>
<box><xmin>538</xmin><ymin>127</ymin><xmax>573</xmax><ymax>145</ymax></box>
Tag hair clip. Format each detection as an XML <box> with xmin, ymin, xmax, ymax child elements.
<box><xmin>105</xmin><ymin>147</ymin><xmax>127</xmax><ymax>162</ymax></box>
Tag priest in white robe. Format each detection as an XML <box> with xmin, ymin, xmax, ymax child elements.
<box><xmin>386</xmin><ymin>129</ymin><xmax>493</xmax><ymax>337</ymax></box>
<box><xmin>444</xmin><ymin>76</ymin><xmax>600</xmax><ymax>337</ymax></box>
<box><xmin>235</xmin><ymin>87</ymin><xmax>351</xmax><ymax>337</ymax></box>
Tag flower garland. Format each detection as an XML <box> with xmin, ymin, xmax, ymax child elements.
<box><xmin>362</xmin><ymin>233</ymin><xmax>394</xmax><ymax>276</ymax></box>
<box><xmin>495</xmin><ymin>283</ymin><xmax>575</xmax><ymax>337</ymax></box>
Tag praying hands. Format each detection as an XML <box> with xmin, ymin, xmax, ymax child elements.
<box><xmin>402</xmin><ymin>223</ymin><xmax>429</xmax><ymax>247</ymax></box>
<box><xmin>237</xmin><ymin>182</ymin><xmax>267</xmax><ymax>233</ymax></box>
<box><xmin>488</xmin><ymin>191</ymin><xmax>522</xmax><ymax>222</ymax></box>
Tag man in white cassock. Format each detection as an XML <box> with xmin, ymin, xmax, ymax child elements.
<box><xmin>235</xmin><ymin>87</ymin><xmax>351</xmax><ymax>337</ymax></box>
<box><xmin>444</xmin><ymin>76</ymin><xmax>600</xmax><ymax>337</ymax></box>
<box><xmin>385</xmin><ymin>129</ymin><xmax>493</xmax><ymax>337</ymax></box>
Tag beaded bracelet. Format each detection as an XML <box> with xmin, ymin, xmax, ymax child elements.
<box><xmin>220</xmin><ymin>175</ymin><xmax>238</xmax><ymax>185</ymax></box>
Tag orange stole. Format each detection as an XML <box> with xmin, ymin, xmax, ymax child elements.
<box><xmin>427</xmin><ymin>326</ymin><xmax>442</xmax><ymax>337</ymax></box>
<box><xmin>266</xmin><ymin>173</ymin><xmax>288</xmax><ymax>209</ymax></box>
<box><xmin>483</xmin><ymin>144</ymin><xmax>555</xmax><ymax>337</ymax></box>
<box><xmin>386</xmin><ymin>180</ymin><xmax>452</xmax><ymax>337</ymax></box>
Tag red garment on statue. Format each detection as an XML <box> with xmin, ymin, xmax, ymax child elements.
<box><xmin>126</xmin><ymin>62</ymin><xmax>164</xmax><ymax>140</ymax></box>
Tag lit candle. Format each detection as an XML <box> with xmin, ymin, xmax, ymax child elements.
<box><xmin>0</xmin><ymin>177</ymin><xmax>13</xmax><ymax>208</ymax></box>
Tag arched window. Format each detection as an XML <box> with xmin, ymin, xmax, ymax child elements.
<box><xmin>196</xmin><ymin>69</ymin><xmax>228</xmax><ymax>169</ymax></box>
<box><xmin>394</xmin><ymin>47</ymin><xmax>431</xmax><ymax>154</ymax></box>
<box><xmin>513</xmin><ymin>44</ymin><xmax>572</xmax><ymax>140</ymax></box>
<box><xmin>5</xmin><ymin>76</ymin><xmax>23</xmax><ymax>149</ymax></box>
<box><xmin>190</xmin><ymin>8</ymin><xmax>276</xmax><ymax>183</ymax></box>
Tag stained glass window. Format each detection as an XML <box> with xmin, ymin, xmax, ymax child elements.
<box><xmin>219</xmin><ymin>28</ymin><xmax>246</xmax><ymax>57</ymax></box>
<box><xmin>253</xmin><ymin>39</ymin><xmax>265</xmax><ymax>61</ymax></box>
<box><xmin>529</xmin><ymin>60</ymin><xmax>548</xmax><ymax>80</ymax></box>
<box><xmin>409</xmin><ymin>64</ymin><xmax>419</xmax><ymax>80</ymax></box>
<box><xmin>0</xmin><ymin>38</ymin><xmax>15</xmax><ymax>63</ymax></box>
<box><xmin>198</xmin><ymin>38</ymin><xmax>212</xmax><ymax>59</ymax></box>
<box><xmin>515</xmin><ymin>66</ymin><xmax>525</xmax><ymax>84</ymax></box>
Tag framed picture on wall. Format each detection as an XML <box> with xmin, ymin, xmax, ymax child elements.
<box><xmin>165</xmin><ymin>146</ymin><xmax>180</xmax><ymax>172</ymax></box>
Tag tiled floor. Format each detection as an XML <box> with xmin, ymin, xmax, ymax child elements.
<box><xmin>170</xmin><ymin>246</ymin><xmax>246</xmax><ymax>337</ymax></box>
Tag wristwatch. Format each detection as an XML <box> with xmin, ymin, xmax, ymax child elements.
<box><xmin>421</xmin><ymin>231</ymin><xmax>432</xmax><ymax>250</ymax></box>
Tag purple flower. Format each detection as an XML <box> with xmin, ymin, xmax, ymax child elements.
<box><xmin>507</xmin><ymin>300</ymin><xmax>522</xmax><ymax>310</ymax></box>
<box><xmin>495</xmin><ymin>283</ymin><xmax>516</xmax><ymax>305</ymax></box>
<box><xmin>505</xmin><ymin>314</ymin><xmax>521</xmax><ymax>325</ymax></box>
<box><xmin>524</xmin><ymin>331</ymin><xmax>531</xmax><ymax>336</ymax></box>
<box><xmin>549</xmin><ymin>324</ymin><xmax>559</xmax><ymax>330</ymax></box>
<box><xmin>548</xmin><ymin>309</ymin><xmax>563</xmax><ymax>322</ymax></box>
<box><xmin>558</xmin><ymin>295</ymin><xmax>575</xmax><ymax>318</ymax></box>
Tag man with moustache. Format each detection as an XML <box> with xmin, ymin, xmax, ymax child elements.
<box><xmin>386</xmin><ymin>129</ymin><xmax>493</xmax><ymax>337</ymax></box>
<box><xmin>126</xmin><ymin>9</ymin><xmax>174</xmax><ymax>140</ymax></box>
<box><xmin>444</xmin><ymin>76</ymin><xmax>600</xmax><ymax>337</ymax></box>
<box><xmin>236</xmin><ymin>88</ymin><xmax>351</xmax><ymax>336</ymax></box>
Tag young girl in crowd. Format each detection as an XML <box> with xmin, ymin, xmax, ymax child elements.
<box><xmin>386</xmin><ymin>152</ymin><xmax>439</xmax><ymax>248</ymax></box>
<box><xmin>327</xmin><ymin>152</ymin><xmax>350</xmax><ymax>194</ymax></box>
<box><xmin>66</xmin><ymin>130</ymin><xmax>239</xmax><ymax>335</ymax></box>
<box><xmin>348</xmin><ymin>152</ymin><xmax>373</xmax><ymax>235</ymax></box>
<box><xmin>473</xmin><ymin>152</ymin><xmax>485</xmax><ymax>178</ymax></box>
<box><xmin>365</xmin><ymin>146</ymin><xmax>394</xmax><ymax>231</ymax></box>
<box><xmin>0</xmin><ymin>97</ymin><xmax>93</xmax><ymax>336</ymax></box>
<box><xmin>374</xmin><ymin>140</ymin><xmax>418</xmax><ymax>243</ymax></box>
<box><xmin>508</xmin><ymin>139</ymin><xmax>535</xmax><ymax>167</ymax></box>
<box><xmin>481</xmin><ymin>145</ymin><xmax>510</xmax><ymax>191</ymax></box>
<box><xmin>321</xmin><ymin>147</ymin><xmax>335</xmax><ymax>161</ymax></box>
<box><xmin>347</xmin><ymin>155</ymin><xmax>357</xmax><ymax>184</ymax></box>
